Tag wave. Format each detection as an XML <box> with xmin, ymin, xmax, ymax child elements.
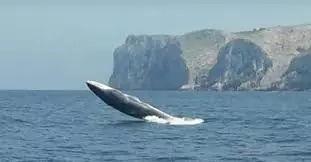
<box><xmin>143</xmin><ymin>115</ymin><xmax>204</xmax><ymax>125</ymax></box>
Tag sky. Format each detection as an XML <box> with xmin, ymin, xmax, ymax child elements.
<box><xmin>0</xmin><ymin>0</ymin><xmax>310</xmax><ymax>90</ymax></box>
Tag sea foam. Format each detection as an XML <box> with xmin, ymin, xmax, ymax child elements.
<box><xmin>143</xmin><ymin>115</ymin><xmax>204</xmax><ymax>125</ymax></box>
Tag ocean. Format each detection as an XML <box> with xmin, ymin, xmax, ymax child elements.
<box><xmin>0</xmin><ymin>90</ymin><xmax>311</xmax><ymax>161</ymax></box>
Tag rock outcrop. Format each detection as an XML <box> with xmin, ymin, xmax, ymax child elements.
<box><xmin>270</xmin><ymin>48</ymin><xmax>311</xmax><ymax>91</ymax></box>
<box><xmin>178</xmin><ymin>29</ymin><xmax>228</xmax><ymax>84</ymax></box>
<box><xmin>108</xmin><ymin>35</ymin><xmax>189</xmax><ymax>90</ymax></box>
<box><xmin>198</xmin><ymin>39</ymin><xmax>273</xmax><ymax>91</ymax></box>
<box><xmin>109</xmin><ymin>24</ymin><xmax>311</xmax><ymax>91</ymax></box>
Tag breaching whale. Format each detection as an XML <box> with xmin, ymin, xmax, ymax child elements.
<box><xmin>86</xmin><ymin>80</ymin><xmax>175</xmax><ymax>120</ymax></box>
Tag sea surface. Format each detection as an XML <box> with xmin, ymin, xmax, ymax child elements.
<box><xmin>1</xmin><ymin>90</ymin><xmax>311</xmax><ymax>162</ymax></box>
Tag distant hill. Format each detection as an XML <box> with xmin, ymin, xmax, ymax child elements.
<box><xmin>108</xmin><ymin>24</ymin><xmax>311</xmax><ymax>91</ymax></box>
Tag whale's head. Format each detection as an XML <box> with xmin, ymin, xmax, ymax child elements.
<box><xmin>86</xmin><ymin>80</ymin><xmax>113</xmax><ymax>91</ymax></box>
<box><xmin>86</xmin><ymin>80</ymin><xmax>127</xmax><ymax>107</ymax></box>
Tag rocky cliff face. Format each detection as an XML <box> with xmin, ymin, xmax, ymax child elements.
<box><xmin>270</xmin><ymin>48</ymin><xmax>311</xmax><ymax>91</ymax></box>
<box><xmin>108</xmin><ymin>35</ymin><xmax>189</xmax><ymax>90</ymax></box>
<box><xmin>109</xmin><ymin>24</ymin><xmax>311</xmax><ymax>91</ymax></box>
<box><xmin>198</xmin><ymin>39</ymin><xmax>273</xmax><ymax>91</ymax></box>
<box><xmin>178</xmin><ymin>29</ymin><xmax>227</xmax><ymax>84</ymax></box>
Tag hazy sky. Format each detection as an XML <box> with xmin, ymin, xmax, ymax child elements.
<box><xmin>0</xmin><ymin>0</ymin><xmax>310</xmax><ymax>90</ymax></box>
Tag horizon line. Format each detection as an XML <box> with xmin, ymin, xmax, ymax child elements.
<box><xmin>0</xmin><ymin>89</ymin><xmax>89</xmax><ymax>91</ymax></box>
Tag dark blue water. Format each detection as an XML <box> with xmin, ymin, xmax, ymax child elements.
<box><xmin>1</xmin><ymin>90</ymin><xmax>311</xmax><ymax>161</ymax></box>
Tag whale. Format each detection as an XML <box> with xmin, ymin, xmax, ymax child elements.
<box><xmin>86</xmin><ymin>80</ymin><xmax>174</xmax><ymax>120</ymax></box>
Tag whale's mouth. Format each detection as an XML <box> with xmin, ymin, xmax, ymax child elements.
<box><xmin>143</xmin><ymin>115</ymin><xmax>204</xmax><ymax>125</ymax></box>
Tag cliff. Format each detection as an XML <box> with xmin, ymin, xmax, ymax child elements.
<box><xmin>270</xmin><ymin>48</ymin><xmax>311</xmax><ymax>91</ymax></box>
<box><xmin>198</xmin><ymin>38</ymin><xmax>273</xmax><ymax>91</ymax></box>
<box><xmin>108</xmin><ymin>35</ymin><xmax>189</xmax><ymax>90</ymax></box>
<box><xmin>108</xmin><ymin>24</ymin><xmax>311</xmax><ymax>91</ymax></box>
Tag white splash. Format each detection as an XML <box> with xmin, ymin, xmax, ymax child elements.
<box><xmin>143</xmin><ymin>115</ymin><xmax>204</xmax><ymax>125</ymax></box>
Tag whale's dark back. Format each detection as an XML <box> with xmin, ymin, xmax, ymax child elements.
<box><xmin>86</xmin><ymin>81</ymin><xmax>173</xmax><ymax>120</ymax></box>
<box><xmin>95</xmin><ymin>89</ymin><xmax>172</xmax><ymax>119</ymax></box>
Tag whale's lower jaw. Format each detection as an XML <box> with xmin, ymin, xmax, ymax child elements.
<box><xmin>86</xmin><ymin>80</ymin><xmax>174</xmax><ymax>120</ymax></box>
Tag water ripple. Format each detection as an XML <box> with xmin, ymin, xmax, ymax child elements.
<box><xmin>0</xmin><ymin>91</ymin><xmax>311</xmax><ymax>161</ymax></box>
